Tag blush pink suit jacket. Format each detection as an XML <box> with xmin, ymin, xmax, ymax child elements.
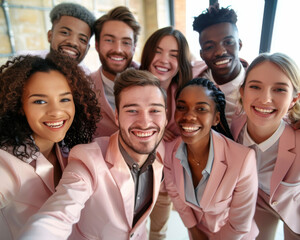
<box><xmin>20</xmin><ymin>132</ymin><xmax>165</xmax><ymax>240</ymax></box>
<box><xmin>0</xmin><ymin>144</ymin><xmax>67</xmax><ymax>240</ymax></box>
<box><xmin>231</xmin><ymin>114</ymin><xmax>300</xmax><ymax>234</ymax></box>
<box><xmin>164</xmin><ymin>130</ymin><xmax>259</xmax><ymax>239</ymax></box>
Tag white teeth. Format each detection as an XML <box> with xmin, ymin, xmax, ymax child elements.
<box><xmin>111</xmin><ymin>56</ymin><xmax>124</xmax><ymax>61</ymax></box>
<box><xmin>254</xmin><ymin>107</ymin><xmax>274</xmax><ymax>113</ymax></box>
<box><xmin>156</xmin><ymin>66</ymin><xmax>168</xmax><ymax>72</ymax></box>
<box><xmin>182</xmin><ymin>126</ymin><xmax>200</xmax><ymax>132</ymax></box>
<box><xmin>62</xmin><ymin>49</ymin><xmax>77</xmax><ymax>56</ymax></box>
<box><xmin>135</xmin><ymin>132</ymin><xmax>153</xmax><ymax>137</ymax></box>
<box><xmin>45</xmin><ymin>121</ymin><xmax>64</xmax><ymax>128</ymax></box>
<box><xmin>215</xmin><ymin>59</ymin><xmax>230</xmax><ymax>65</ymax></box>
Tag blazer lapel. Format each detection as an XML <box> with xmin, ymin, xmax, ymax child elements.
<box><xmin>35</xmin><ymin>153</ymin><xmax>55</xmax><ymax>193</ymax></box>
<box><xmin>200</xmin><ymin>131</ymin><xmax>227</xmax><ymax>209</ymax></box>
<box><xmin>106</xmin><ymin>133</ymin><xmax>135</xmax><ymax>227</ymax></box>
<box><xmin>270</xmin><ymin>125</ymin><xmax>296</xmax><ymax>196</ymax></box>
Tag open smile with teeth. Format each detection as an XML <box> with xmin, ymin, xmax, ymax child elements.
<box><xmin>181</xmin><ymin>126</ymin><xmax>200</xmax><ymax>132</ymax></box>
<box><xmin>253</xmin><ymin>106</ymin><xmax>275</xmax><ymax>114</ymax></box>
<box><xmin>110</xmin><ymin>56</ymin><xmax>125</xmax><ymax>61</ymax></box>
<box><xmin>44</xmin><ymin>120</ymin><xmax>65</xmax><ymax>128</ymax></box>
<box><xmin>132</xmin><ymin>130</ymin><xmax>156</xmax><ymax>138</ymax></box>
<box><xmin>155</xmin><ymin>66</ymin><xmax>169</xmax><ymax>72</ymax></box>
<box><xmin>59</xmin><ymin>48</ymin><xmax>78</xmax><ymax>58</ymax></box>
<box><xmin>215</xmin><ymin>59</ymin><xmax>230</xmax><ymax>66</ymax></box>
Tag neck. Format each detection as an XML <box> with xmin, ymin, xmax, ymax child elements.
<box><xmin>102</xmin><ymin>69</ymin><xmax>116</xmax><ymax>81</ymax></box>
<box><xmin>186</xmin><ymin>135</ymin><xmax>210</xmax><ymax>161</ymax></box>
<box><xmin>246</xmin><ymin>120</ymin><xmax>280</xmax><ymax>144</ymax></box>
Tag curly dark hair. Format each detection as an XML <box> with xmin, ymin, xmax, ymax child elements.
<box><xmin>0</xmin><ymin>53</ymin><xmax>101</xmax><ymax>160</ymax></box>
<box><xmin>193</xmin><ymin>3</ymin><xmax>238</xmax><ymax>34</ymax></box>
<box><xmin>176</xmin><ymin>78</ymin><xmax>233</xmax><ymax>140</ymax></box>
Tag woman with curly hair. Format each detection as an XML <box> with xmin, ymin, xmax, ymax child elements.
<box><xmin>0</xmin><ymin>53</ymin><xmax>101</xmax><ymax>240</ymax></box>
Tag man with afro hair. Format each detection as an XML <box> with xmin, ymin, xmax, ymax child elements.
<box><xmin>192</xmin><ymin>3</ymin><xmax>247</xmax><ymax>126</ymax></box>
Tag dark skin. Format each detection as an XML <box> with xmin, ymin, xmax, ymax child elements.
<box><xmin>199</xmin><ymin>22</ymin><xmax>242</xmax><ymax>85</ymax></box>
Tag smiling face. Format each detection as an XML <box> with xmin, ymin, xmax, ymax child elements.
<box><xmin>22</xmin><ymin>70</ymin><xmax>75</xmax><ymax>151</ymax></box>
<box><xmin>200</xmin><ymin>22</ymin><xmax>241</xmax><ymax>85</ymax></box>
<box><xmin>175</xmin><ymin>85</ymin><xmax>220</xmax><ymax>147</ymax></box>
<box><xmin>96</xmin><ymin>20</ymin><xmax>135</xmax><ymax>81</ymax></box>
<box><xmin>241</xmin><ymin>61</ymin><xmax>296</xmax><ymax>140</ymax></box>
<box><xmin>149</xmin><ymin>35</ymin><xmax>179</xmax><ymax>90</ymax></box>
<box><xmin>115</xmin><ymin>85</ymin><xmax>167</xmax><ymax>161</ymax></box>
<box><xmin>48</xmin><ymin>16</ymin><xmax>91</xmax><ymax>63</ymax></box>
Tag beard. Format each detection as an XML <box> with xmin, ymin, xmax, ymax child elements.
<box><xmin>99</xmin><ymin>52</ymin><xmax>133</xmax><ymax>77</ymax></box>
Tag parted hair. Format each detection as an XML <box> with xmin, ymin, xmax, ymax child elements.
<box><xmin>50</xmin><ymin>2</ymin><xmax>95</xmax><ymax>36</ymax></box>
<box><xmin>193</xmin><ymin>3</ymin><xmax>238</xmax><ymax>34</ymax></box>
<box><xmin>176</xmin><ymin>78</ymin><xmax>233</xmax><ymax>139</ymax></box>
<box><xmin>241</xmin><ymin>52</ymin><xmax>300</xmax><ymax>123</ymax></box>
<box><xmin>94</xmin><ymin>6</ymin><xmax>140</xmax><ymax>44</ymax></box>
<box><xmin>0</xmin><ymin>53</ymin><xmax>101</xmax><ymax>160</ymax></box>
<box><xmin>140</xmin><ymin>26</ymin><xmax>192</xmax><ymax>90</ymax></box>
<box><xmin>114</xmin><ymin>68</ymin><xmax>167</xmax><ymax>112</ymax></box>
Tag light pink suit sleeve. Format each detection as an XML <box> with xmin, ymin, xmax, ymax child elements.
<box><xmin>19</xmin><ymin>143</ymin><xmax>100</xmax><ymax>240</ymax></box>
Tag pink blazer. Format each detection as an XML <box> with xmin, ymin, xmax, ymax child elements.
<box><xmin>231</xmin><ymin>115</ymin><xmax>300</xmax><ymax>234</ymax></box>
<box><xmin>164</xmin><ymin>130</ymin><xmax>258</xmax><ymax>239</ymax></box>
<box><xmin>90</xmin><ymin>67</ymin><xmax>118</xmax><ymax>138</ymax></box>
<box><xmin>165</xmin><ymin>82</ymin><xmax>180</xmax><ymax>137</ymax></box>
<box><xmin>20</xmin><ymin>132</ymin><xmax>165</xmax><ymax>240</ymax></box>
<box><xmin>0</xmin><ymin>144</ymin><xmax>67</xmax><ymax>240</ymax></box>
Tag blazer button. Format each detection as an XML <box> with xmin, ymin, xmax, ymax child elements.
<box><xmin>130</xmin><ymin>233</ymin><xmax>134</xmax><ymax>238</ymax></box>
<box><xmin>272</xmin><ymin>201</ymin><xmax>278</xmax><ymax>206</ymax></box>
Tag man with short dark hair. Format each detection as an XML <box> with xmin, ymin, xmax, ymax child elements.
<box><xmin>193</xmin><ymin>3</ymin><xmax>247</xmax><ymax>126</ymax></box>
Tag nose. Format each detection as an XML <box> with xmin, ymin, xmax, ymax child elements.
<box><xmin>260</xmin><ymin>89</ymin><xmax>273</xmax><ymax>104</ymax></box>
<box><xmin>183</xmin><ymin>109</ymin><xmax>196</xmax><ymax>121</ymax></box>
<box><xmin>215</xmin><ymin>44</ymin><xmax>227</xmax><ymax>56</ymax></box>
<box><xmin>159</xmin><ymin>52</ymin><xmax>169</xmax><ymax>64</ymax></box>
<box><xmin>66</xmin><ymin>34</ymin><xmax>79</xmax><ymax>47</ymax></box>
<box><xmin>46</xmin><ymin>102</ymin><xmax>63</xmax><ymax>117</ymax></box>
<box><xmin>114</xmin><ymin>40</ymin><xmax>122</xmax><ymax>52</ymax></box>
<box><xmin>137</xmin><ymin>111</ymin><xmax>151</xmax><ymax>128</ymax></box>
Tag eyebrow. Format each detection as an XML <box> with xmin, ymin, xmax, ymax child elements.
<box><xmin>103</xmin><ymin>34</ymin><xmax>133</xmax><ymax>41</ymax></box>
<box><xmin>202</xmin><ymin>35</ymin><xmax>235</xmax><ymax>45</ymax></box>
<box><xmin>60</xmin><ymin>26</ymin><xmax>89</xmax><ymax>39</ymax></box>
<box><xmin>122</xmin><ymin>103</ymin><xmax>165</xmax><ymax>108</ymax></box>
<box><xmin>28</xmin><ymin>92</ymin><xmax>72</xmax><ymax>99</ymax></box>
<box><xmin>247</xmin><ymin>80</ymin><xmax>290</xmax><ymax>86</ymax></box>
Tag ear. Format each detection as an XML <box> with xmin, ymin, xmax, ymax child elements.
<box><xmin>83</xmin><ymin>44</ymin><xmax>90</xmax><ymax>58</ymax></box>
<box><xmin>213</xmin><ymin>111</ymin><xmax>220</xmax><ymax>126</ymax></box>
<box><xmin>289</xmin><ymin>92</ymin><xmax>300</xmax><ymax>109</ymax></box>
<box><xmin>239</xmin><ymin>86</ymin><xmax>244</xmax><ymax>98</ymax></box>
<box><xmin>115</xmin><ymin>109</ymin><xmax>120</xmax><ymax>127</ymax></box>
<box><xmin>47</xmin><ymin>30</ymin><xmax>52</xmax><ymax>43</ymax></box>
<box><xmin>239</xmin><ymin>39</ymin><xmax>243</xmax><ymax>51</ymax></box>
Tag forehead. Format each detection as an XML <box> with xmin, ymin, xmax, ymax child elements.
<box><xmin>178</xmin><ymin>85</ymin><xmax>215</xmax><ymax>104</ymax></box>
<box><xmin>119</xmin><ymin>85</ymin><xmax>165</xmax><ymax>107</ymax></box>
<box><xmin>53</xmin><ymin>16</ymin><xmax>91</xmax><ymax>37</ymax></box>
<box><xmin>200</xmin><ymin>22</ymin><xmax>238</xmax><ymax>44</ymax></box>
<box><xmin>24</xmin><ymin>70</ymin><xmax>70</xmax><ymax>93</ymax></box>
<box><xmin>247</xmin><ymin>61</ymin><xmax>292</xmax><ymax>85</ymax></box>
<box><xmin>101</xmin><ymin>20</ymin><xmax>134</xmax><ymax>39</ymax></box>
<box><xmin>158</xmin><ymin>35</ymin><xmax>178</xmax><ymax>47</ymax></box>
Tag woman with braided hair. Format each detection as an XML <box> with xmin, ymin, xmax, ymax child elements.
<box><xmin>164</xmin><ymin>78</ymin><xmax>258</xmax><ymax>239</ymax></box>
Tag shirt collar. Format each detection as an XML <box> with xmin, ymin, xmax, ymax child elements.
<box><xmin>243</xmin><ymin>120</ymin><xmax>285</xmax><ymax>152</ymax></box>
<box><xmin>176</xmin><ymin>131</ymin><xmax>214</xmax><ymax>175</ymax></box>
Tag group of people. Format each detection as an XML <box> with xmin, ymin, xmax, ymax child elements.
<box><xmin>0</xmin><ymin>2</ymin><xmax>299</xmax><ymax>240</ymax></box>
